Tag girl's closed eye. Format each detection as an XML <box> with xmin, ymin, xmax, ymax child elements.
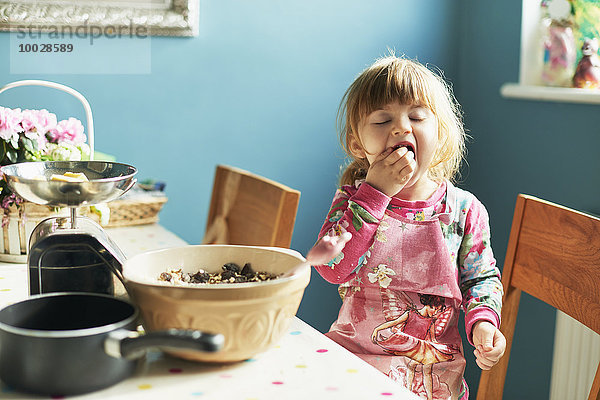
<box><xmin>409</xmin><ymin>106</ymin><xmax>432</xmax><ymax>121</ymax></box>
<box><xmin>367</xmin><ymin>110</ymin><xmax>392</xmax><ymax>126</ymax></box>
<box><xmin>409</xmin><ymin>110</ymin><xmax>429</xmax><ymax>121</ymax></box>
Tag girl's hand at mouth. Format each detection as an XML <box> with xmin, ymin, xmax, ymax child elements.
<box><xmin>365</xmin><ymin>146</ymin><xmax>416</xmax><ymax>197</ymax></box>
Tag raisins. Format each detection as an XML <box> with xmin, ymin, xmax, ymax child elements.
<box><xmin>221</xmin><ymin>270</ymin><xmax>235</xmax><ymax>280</ymax></box>
<box><xmin>223</xmin><ymin>263</ymin><xmax>241</xmax><ymax>273</ymax></box>
<box><xmin>241</xmin><ymin>263</ymin><xmax>255</xmax><ymax>277</ymax></box>
<box><xmin>159</xmin><ymin>272</ymin><xmax>172</xmax><ymax>282</ymax></box>
<box><xmin>189</xmin><ymin>270</ymin><xmax>210</xmax><ymax>283</ymax></box>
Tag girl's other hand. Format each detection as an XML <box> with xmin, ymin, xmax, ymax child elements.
<box><xmin>306</xmin><ymin>232</ymin><xmax>352</xmax><ymax>265</ymax></box>
<box><xmin>472</xmin><ymin>321</ymin><xmax>506</xmax><ymax>370</ymax></box>
<box><xmin>365</xmin><ymin>146</ymin><xmax>415</xmax><ymax>197</ymax></box>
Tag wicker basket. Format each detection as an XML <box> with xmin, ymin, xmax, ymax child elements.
<box><xmin>101</xmin><ymin>195</ymin><xmax>168</xmax><ymax>228</ymax></box>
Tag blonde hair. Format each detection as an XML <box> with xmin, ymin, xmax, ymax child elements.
<box><xmin>338</xmin><ymin>55</ymin><xmax>467</xmax><ymax>186</ymax></box>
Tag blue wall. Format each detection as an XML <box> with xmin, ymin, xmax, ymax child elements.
<box><xmin>3</xmin><ymin>1</ymin><xmax>598</xmax><ymax>398</ymax></box>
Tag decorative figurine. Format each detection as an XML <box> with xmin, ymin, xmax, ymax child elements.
<box><xmin>572</xmin><ymin>37</ymin><xmax>600</xmax><ymax>89</ymax></box>
<box><xmin>541</xmin><ymin>21</ymin><xmax>576</xmax><ymax>87</ymax></box>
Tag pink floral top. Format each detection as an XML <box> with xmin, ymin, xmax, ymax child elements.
<box><xmin>314</xmin><ymin>180</ymin><xmax>503</xmax><ymax>343</ymax></box>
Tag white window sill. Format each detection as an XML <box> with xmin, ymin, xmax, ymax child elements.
<box><xmin>501</xmin><ymin>83</ymin><xmax>600</xmax><ymax>105</ymax></box>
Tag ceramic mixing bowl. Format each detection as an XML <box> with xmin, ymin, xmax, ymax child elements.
<box><xmin>122</xmin><ymin>245</ymin><xmax>310</xmax><ymax>363</ymax></box>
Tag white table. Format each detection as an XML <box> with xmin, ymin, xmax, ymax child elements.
<box><xmin>0</xmin><ymin>224</ymin><xmax>418</xmax><ymax>400</ymax></box>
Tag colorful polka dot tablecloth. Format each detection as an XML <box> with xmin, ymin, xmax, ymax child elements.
<box><xmin>0</xmin><ymin>224</ymin><xmax>419</xmax><ymax>400</ymax></box>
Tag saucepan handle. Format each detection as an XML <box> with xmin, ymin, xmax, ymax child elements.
<box><xmin>105</xmin><ymin>328</ymin><xmax>224</xmax><ymax>360</ymax></box>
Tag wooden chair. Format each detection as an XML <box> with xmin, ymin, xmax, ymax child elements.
<box><xmin>477</xmin><ymin>194</ymin><xmax>600</xmax><ymax>400</ymax></box>
<box><xmin>202</xmin><ymin>165</ymin><xmax>300</xmax><ymax>248</ymax></box>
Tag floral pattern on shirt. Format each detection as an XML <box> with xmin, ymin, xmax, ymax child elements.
<box><xmin>367</xmin><ymin>264</ymin><xmax>396</xmax><ymax>288</ymax></box>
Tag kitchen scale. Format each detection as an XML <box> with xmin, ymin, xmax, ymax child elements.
<box><xmin>1</xmin><ymin>160</ymin><xmax>137</xmax><ymax>296</ymax></box>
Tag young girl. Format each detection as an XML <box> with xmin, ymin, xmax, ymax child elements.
<box><xmin>307</xmin><ymin>56</ymin><xmax>506</xmax><ymax>400</ymax></box>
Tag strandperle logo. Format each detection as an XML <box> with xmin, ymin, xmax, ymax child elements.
<box><xmin>14</xmin><ymin>21</ymin><xmax>149</xmax><ymax>45</ymax></box>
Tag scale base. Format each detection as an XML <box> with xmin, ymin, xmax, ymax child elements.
<box><xmin>27</xmin><ymin>216</ymin><xmax>126</xmax><ymax>296</ymax></box>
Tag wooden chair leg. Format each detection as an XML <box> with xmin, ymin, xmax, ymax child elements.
<box><xmin>588</xmin><ymin>363</ymin><xmax>600</xmax><ymax>400</ymax></box>
<box><xmin>476</xmin><ymin>287</ymin><xmax>521</xmax><ymax>400</ymax></box>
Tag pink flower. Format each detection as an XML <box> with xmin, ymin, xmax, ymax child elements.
<box><xmin>49</xmin><ymin>117</ymin><xmax>86</xmax><ymax>144</ymax></box>
<box><xmin>20</xmin><ymin>110</ymin><xmax>36</xmax><ymax>132</ymax></box>
<box><xmin>21</xmin><ymin>109</ymin><xmax>56</xmax><ymax>149</ymax></box>
<box><xmin>0</xmin><ymin>107</ymin><xmax>23</xmax><ymax>142</ymax></box>
<box><xmin>22</xmin><ymin>109</ymin><xmax>57</xmax><ymax>135</ymax></box>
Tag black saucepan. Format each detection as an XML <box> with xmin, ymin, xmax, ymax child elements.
<box><xmin>0</xmin><ymin>292</ymin><xmax>224</xmax><ymax>396</ymax></box>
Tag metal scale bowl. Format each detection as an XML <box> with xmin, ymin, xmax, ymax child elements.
<box><xmin>1</xmin><ymin>160</ymin><xmax>137</xmax><ymax>296</ymax></box>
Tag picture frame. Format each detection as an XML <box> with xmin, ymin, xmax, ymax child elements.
<box><xmin>0</xmin><ymin>0</ymin><xmax>199</xmax><ymax>37</ymax></box>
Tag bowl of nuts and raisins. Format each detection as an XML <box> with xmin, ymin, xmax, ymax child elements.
<box><xmin>122</xmin><ymin>244</ymin><xmax>310</xmax><ymax>363</ymax></box>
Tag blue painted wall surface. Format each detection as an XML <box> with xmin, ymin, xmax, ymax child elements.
<box><xmin>2</xmin><ymin>1</ymin><xmax>598</xmax><ymax>398</ymax></box>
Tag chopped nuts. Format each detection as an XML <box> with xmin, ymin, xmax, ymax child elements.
<box><xmin>158</xmin><ymin>262</ymin><xmax>280</xmax><ymax>285</ymax></box>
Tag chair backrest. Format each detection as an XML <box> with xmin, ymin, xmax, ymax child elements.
<box><xmin>202</xmin><ymin>165</ymin><xmax>300</xmax><ymax>248</ymax></box>
<box><xmin>477</xmin><ymin>194</ymin><xmax>600</xmax><ymax>400</ymax></box>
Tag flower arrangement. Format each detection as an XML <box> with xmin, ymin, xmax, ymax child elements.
<box><xmin>0</xmin><ymin>106</ymin><xmax>90</xmax><ymax>211</ymax></box>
